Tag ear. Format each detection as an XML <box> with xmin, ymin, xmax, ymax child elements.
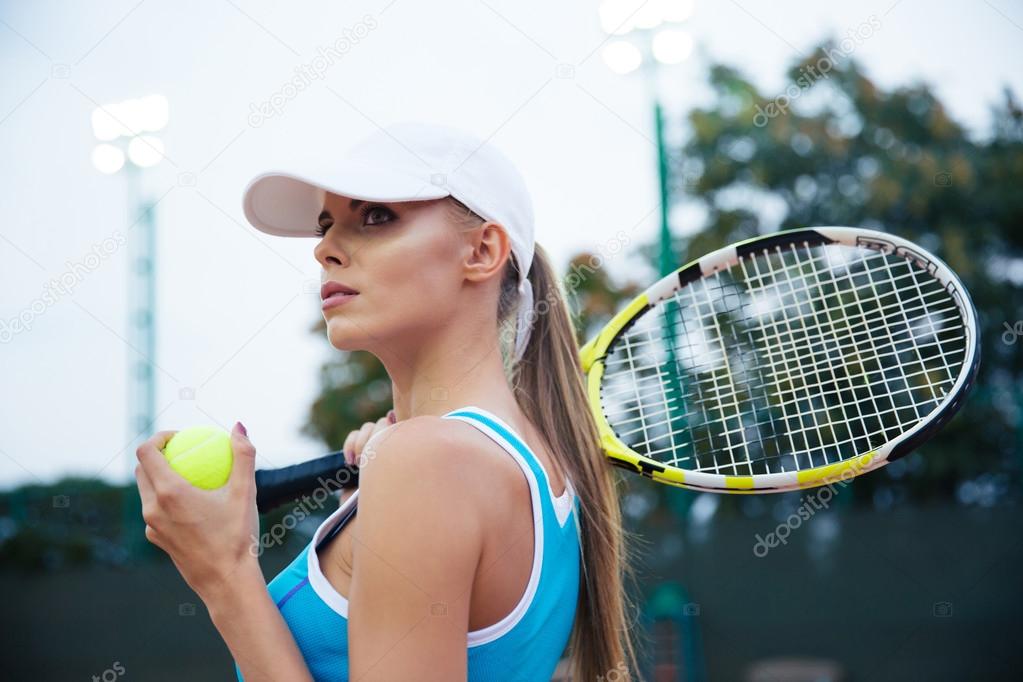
<box><xmin>463</xmin><ymin>221</ymin><xmax>512</xmax><ymax>284</ymax></box>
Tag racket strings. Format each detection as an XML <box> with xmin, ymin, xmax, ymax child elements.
<box><xmin>610</xmin><ymin>362</ymin><xmax>955</xmax><ymax>454</ymax></box>
<box><xmin>600</xmin><ymin>297</ymin><xmax>963</xmax><ymax>398</ymax></box>
<box><xmin>602</xmin><ymin>278</ymin><xmax>961</xmax><ymax>373</ymax></box>
<box><xmin>599</xmin><ymin>241</ymin><xmax>969</xmax><ymax>477</ymax></box>
<box><xmin>597</xmin><ymin>276</ymin><xmax>961</xmax><ymax>429</ymax></box>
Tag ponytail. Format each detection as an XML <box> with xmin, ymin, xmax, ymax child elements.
<box><xmin>447</xmin><ymin>196</ymin><xmax>644</xmax><ymax>680</ymax></box>
<box><xmin>506</xmin><ymin>245</ymin><xmax>643</xmax><ymax>681</ymax></box>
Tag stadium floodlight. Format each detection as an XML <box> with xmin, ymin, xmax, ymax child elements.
<box><xmin>90</xmin><ymin>94</ymin><xmax>168</xmax><ymax>172</ymax></box>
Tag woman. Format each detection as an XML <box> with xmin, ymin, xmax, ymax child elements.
<box><xmin>134</xmin><ymin>122</ymin><xmax>639</xmax><ymax>681</ymax></box>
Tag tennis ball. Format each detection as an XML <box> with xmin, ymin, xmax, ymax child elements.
<box><xmin>162</xmin><ymin>426</ymin><xmax>233</xmax><ymax>489</ymax></box>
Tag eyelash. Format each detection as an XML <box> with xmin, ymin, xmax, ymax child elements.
<box><xmin>315</xmin><ymin>204</ymin><xmax>394</xmax><ymax>237</ymax></box>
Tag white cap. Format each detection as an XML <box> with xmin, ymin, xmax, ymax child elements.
<box><xmin>242</xmin><ymin>121</ymin><xmax>537</xmax><ymax>360</ymax></box>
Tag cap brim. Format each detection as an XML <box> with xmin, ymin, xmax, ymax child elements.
<box><xmin>242</xmin><ymin>162</ymin><xmax>451</xmax><ymax>237</ymax></box>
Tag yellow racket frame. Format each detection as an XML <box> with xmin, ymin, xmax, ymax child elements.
<box><xmin>577</xmin><ymin>227</ymin><xmax>978</xmax><ymax>494</ymax></box>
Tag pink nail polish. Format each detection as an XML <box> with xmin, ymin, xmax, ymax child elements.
<box><xmin>236</xmin><ymin>421</ymin><xmax>248</xmax><ymax>437</ymax></box>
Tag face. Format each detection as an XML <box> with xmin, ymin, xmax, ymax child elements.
<box><xmin>313</xmin><ymin>193</ymin><xmax>479</xmax><ymax>356</ymax></box>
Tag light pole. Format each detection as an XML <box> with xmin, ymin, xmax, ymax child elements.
<box><xmin>599</xmin><ymin>10</ymin><xmax>701</xmax><ymax>677</ymax></box>
<box><xmin>598</xmin><ymin>0</ymin><xmax>695</xmax><ymax>275</ymax></box>
<box><xmin>599</xmin><ymin>3</ymin><xmax>697</xmax><ymax>465</ymax></box>
<box><xmin>91</xmin><ymin>94</ymin><xmax>168</xmax><ymax>557</ymax></box>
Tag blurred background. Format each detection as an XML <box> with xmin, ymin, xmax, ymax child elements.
<box><xmin>1</xmin><ymin>0</ymin><xmax>1021</xmax><ymax>680</ymax></box>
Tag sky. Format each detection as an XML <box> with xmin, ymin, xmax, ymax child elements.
<box><xmin>1</xmin><ymin>0</ymin><xmax>1021</xmax><ymax>488</ymax></box>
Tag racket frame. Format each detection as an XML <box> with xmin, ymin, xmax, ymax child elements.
<box><xmin>579</xmin><ymin>227</ymin><xmax>980</xmax><ymax>493</ymax></box>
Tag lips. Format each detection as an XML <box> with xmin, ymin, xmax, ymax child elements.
<box><xmin>321</xmin><ymin>280</ymin><xmax>359</xmax><ymax>312</ymax></box>
<box><xmin>321</xmin><ymin>281</ymin><xmax>359</xmax><ymax>301</ymax></box>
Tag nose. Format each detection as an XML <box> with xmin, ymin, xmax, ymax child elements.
<box><xmin>314</xmin><ymin>236</ymin><xmax>348</xmax><ymax>269</ymax></box>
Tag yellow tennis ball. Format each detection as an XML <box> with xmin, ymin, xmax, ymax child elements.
<box><xmin>162</xmin><ymin>426</ymin><xmax>233</xmax><ymax>489</ymax></box>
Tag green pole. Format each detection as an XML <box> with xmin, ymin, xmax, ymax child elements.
<box><xmin>653</xmin><ymin>98</ymin><xmax>696</xmax><ymax>518</ymax></box>
<box><xmin>655</xmin><ymin>99</ymin><xmax>673</xmax><ymax>277</ymax></box>
<box><xmin>122</xmin><ymin>162</ymin><xmax>157</xmax><ymax>559</ymax></box>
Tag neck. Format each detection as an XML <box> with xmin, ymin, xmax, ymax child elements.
<box><xmin>376</xmin><ymin>320</ymin><xmax>518</xmax><ymax>422</ymax></box>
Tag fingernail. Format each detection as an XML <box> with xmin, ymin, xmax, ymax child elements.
<box><xmin>388</xmin><ymin>409</ymin><xmax>396</xmax><ymax>424</ymax></box>
<box><xmin>236</xmin><ymin>421</ymin><xmax>248</xmax><ymax>437</ymax></box>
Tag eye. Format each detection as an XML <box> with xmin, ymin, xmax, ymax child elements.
<box><xmin>315</xmin><ymin>211</ymin><xmax>334</xmax><ymax>237</ymax></box>
<box><xmin>360</xmin><ymin>204</ymin><xmax>395</xmax><ymax>226</ymax></box>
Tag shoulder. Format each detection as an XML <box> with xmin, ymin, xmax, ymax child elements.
<box><xmin>346</xmin><ymin>415</ymin><xmax>489</xmax><ymax>677</ymax></box>
<box><xmin>355</xmin><ymin>415</ymin><xmax>490</xmax><ymax>549</ymax></box>
<box><xmin>358</xmin><ymin>414</ymin><xmax>487</xmax><ymax>491</ymax></box>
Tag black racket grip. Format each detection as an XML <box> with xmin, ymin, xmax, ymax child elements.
<box><xmin>254</xmin><ymin>452</ymin><xmax>360</xmax><ymax>513</ymax></box>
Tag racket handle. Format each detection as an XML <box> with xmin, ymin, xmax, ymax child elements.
<box><xmin>254</xmin><ymin>453</ymin><xmax>359</xmax><ymax>513</ymax></box>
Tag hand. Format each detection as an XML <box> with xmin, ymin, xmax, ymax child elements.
<box><xmin>135</xmin><ymin>422</ymin><xmax>261</xmax><ymax>603</ymax></box>
<box><xmin>343</xmin><ymin>409</ymin><xmax>396</xmax><ymax>467</ymax></box>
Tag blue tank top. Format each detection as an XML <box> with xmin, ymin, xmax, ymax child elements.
<box><xmin>235</xmin><ymin>406</ymin><xmax>581</xmax><ymax>681</ymax></box>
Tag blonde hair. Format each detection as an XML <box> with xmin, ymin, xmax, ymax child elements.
<box><xmin>447</xmin><ymin>198</ymin><xmax>643</xmax><ymax>681</ymax></box>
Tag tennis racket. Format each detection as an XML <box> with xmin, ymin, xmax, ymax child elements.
<box><xmin>254</xmin><ymin>226</ymin><xmax>980</xmax><ymax>510</ymax></box>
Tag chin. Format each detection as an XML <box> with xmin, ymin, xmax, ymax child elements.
<box><xmin>325</xmin><ymin>316</ymin><xmax>362</xmax><ymax>352</ymax></box>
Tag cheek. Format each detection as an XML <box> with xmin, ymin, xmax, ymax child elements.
<box><xmin>326</xmin><ymin>232</ymin><xmax>460</xmax><ymax>345</ymax></box>
<box><xmin>374</xmin><ymin>230</ymin><xmax>460</xmax><ymax>302</ymax></box>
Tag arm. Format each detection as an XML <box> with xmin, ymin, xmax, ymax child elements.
<box><xmin>134</xmin><ymin>426</ymin><xmax>314</xmax><ymax>682</ymax></box>
<box><xmin>206</xmin><ymin>562</ymin><xmax>315</xmax><ymax>682</ymax></box>
<box><xmin>347</xmin><ymin>417</ymin><xmax>485</xmax><ymax>682</ymax></box>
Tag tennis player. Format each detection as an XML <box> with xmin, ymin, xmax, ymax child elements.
<box><xmin>134</xmin><ymin>121</ymin><xmax>639</xmax><ymax>681</ymax></box>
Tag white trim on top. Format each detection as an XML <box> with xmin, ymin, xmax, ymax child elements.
<box><xmin>306</xmin><ymin>490</ymin><xmax>359</xmax><ymax>618</ymax></box>
<box><xmin>455</xmin><ymin>405</ymin><xmax>576</xmax><ymax>528</ymax></box>
<box><xmin>444</xmin><ymin>411</ymin><xmax>546</xmax><ymax>648</ymax></box>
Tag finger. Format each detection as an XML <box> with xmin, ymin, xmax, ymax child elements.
<box><xmin>343</xmin><ymin>431</ymin><xmax>357</xmax><ymax>465</ymax></box>
<box><xmin>135</xmin><ymin>430</ymin><xmax>180</xmax><ymax>486</ymax></box>
<box><xmin>228</xmin><ymin>421</ymin><xmax>256</xmax><ymax>491</ymax></box>
<box><xmin>135</xmin><ymin>462</ymin><xmax>157</xmax><ymax>513</ymax></box>
<box><xmin>374</xmin><ymin>416</ymin><xmax>390</xmax><ymax>440</ymax></box>
<box><xmin>353</xmin><ymin>421</ymin><xmax>377</xmax><ymax>456</ymax></box>
<box><xmin>144</xmin><ymin>524</ymin><xmax>165</xmax><ymax>550</ymax></box>
<box><xmin>387</xmin><ymin>409</ymin><xmax>396</xmax><ymax>424</ymax></box>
